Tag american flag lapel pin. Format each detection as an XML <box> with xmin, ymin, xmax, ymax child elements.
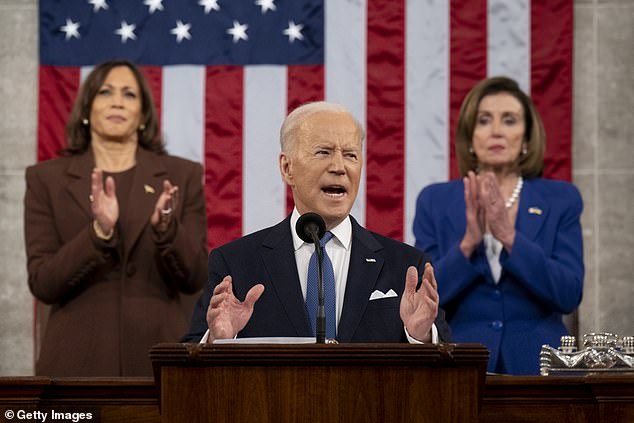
<box><xmin>528</xmin><ymin>207</ymin><xmax>542</xmax><ymax>215</ymax></box>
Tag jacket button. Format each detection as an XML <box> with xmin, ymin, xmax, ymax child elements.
<box><xmin>491</xmin><ymin>320</ymin><xmax>503</xmax><ymax>330</ymax></box>
<box><xmin>493</xmin><ymin>289</ymin><xmax>502</xmax><ymax>298</ymax></box>
<box><xmin>126</xmin><ymin>264</ymin><xmax>136</xmax><ymax>277</ymax></box>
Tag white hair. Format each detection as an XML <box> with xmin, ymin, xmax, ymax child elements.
<box><xmin>279</xmin><ymin>101</ymin><xmax>365</xmax><ymax>153</ymax></box>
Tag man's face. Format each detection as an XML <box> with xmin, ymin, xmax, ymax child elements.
<box><xmin>280</xmin><ymin>111</ymin><xmax>363</xmax><ymax>229</ymax></box>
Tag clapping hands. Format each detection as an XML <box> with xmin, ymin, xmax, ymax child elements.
<box><xmin>150</xmin><ymin>180</ymin><xmax>180</xmax><ymax>232</ymax></box>
<box><xmin>90</xmin><ymin>168</ymin><xmax>118</xmax><ymax>237</ymax></box>
<box><xmin>460</xmin><ymin>171</ymin><xmax>516</xmax><ymax>258</ymax></box>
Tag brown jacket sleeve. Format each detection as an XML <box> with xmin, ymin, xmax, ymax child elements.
<box><xmin>151</xmin><ymin>161</ymin><xmax>208</xmax><ymax>294</ymax></box>
<box><xmin>24</xmin><ymin>162</ymin><xmax>117</xmax><ymax>304</ymax></box>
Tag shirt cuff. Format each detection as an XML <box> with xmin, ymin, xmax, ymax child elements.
<box><xmin>405</xmin><ymin>323</ymin><xmax>438</xmax><ymax>344</ymax></box>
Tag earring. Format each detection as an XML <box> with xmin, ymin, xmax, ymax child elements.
<box><xmin>139</xmin><ymin>124</ymin><xmax>146</xmax><ymax>131</ymax></box>
<box><xmin>82</xmin><ymin>118</ymin><xmax>89</xmax><ymax>126</ymax></box>
<box><xmin>468</xmin><ymin>146</ymin><xmax>475</xmax><ymax>155</ymax></box>
<box><xmin>522</xmin><ymin>145</ymin><xmax>528</xmax><ymax>155</ymax></box>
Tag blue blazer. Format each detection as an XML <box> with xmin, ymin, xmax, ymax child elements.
<box><xmin>413</xmin><ymin>178</ymin><xmax>583</xmax><ymax>375</ymax></box>
<box><xmin>184</xmin><ymin>215</ymin><xmax>451</xmax><ymax>343</ymax></box>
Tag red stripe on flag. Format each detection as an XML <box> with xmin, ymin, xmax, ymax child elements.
<box><xmin>139</xmin><ymin>66</ymin><xmax>162</xmax><ymax>128</ymax></box>
<box><xmin>449</xmin><ymin>0</ymin><xmax>487</xmax><ymax>179</ymax></box>
<box><xmin>35</xmin><ymin>66</ymin><xmax>80</xmax><ymax>367</ymax></box>
<box><xmin>531</xmin><ymin>0</ymin><xmax>573</xmax><ymax>181</ymax></box>
<box><xmin>204</xmin><ymin>66</ymin><xmax>244</xmax><ymax>250</ymax></box>
<box><xmin>366</xmin><ymin>0</ymin><xmax>406</xmax><ymax>241</ymax></box>
<box><xmin>285</xmin><ymin>65</ymin><xmax>325</xmax><ymax>216</ymax></box>
<box><xmin>37</xmin><ymin>66</ymin><xmax>80</xmax><ymax>161</ymax></box>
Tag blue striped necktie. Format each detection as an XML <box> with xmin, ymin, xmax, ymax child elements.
<box><xmin>305</xmin><ymin>231</ymin><xmax>336</xmax><ymax>339</ymax></box>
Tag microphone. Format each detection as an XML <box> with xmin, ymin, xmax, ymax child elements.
<box><xmin>295</xmin><ymin>212</ymin><xmax>326</xmax><ymax>243</ymax></box>
<box><xmin>295</xmin><ymin>212</ymin><xmax>327</xmax><ymax>343</ymax></box>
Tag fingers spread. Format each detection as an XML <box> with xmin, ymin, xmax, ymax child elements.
<box><xmin>213</xmin><ymin>276</ymin><xmax>233</xmax><ymax>296</ymax></box>
<box><xmin>404</xmin><ymin>266</ymin><xmax>418</xmax><ymax>295</ymax></box>
<box><xmin>244</xmin><ymin>284</ymin><xmax>265</xmax><ymax>307</ymax></box>
<box><xmin>422</xmin><ymin>278</ymin><xmax>439</xmax><ymax>303</ymax></box>
<box><xmin>423</xmin><ymin>262</ymin><xmax>437</xmax><ymax>291</ymax></box>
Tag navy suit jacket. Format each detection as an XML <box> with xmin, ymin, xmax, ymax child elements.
<box><xmin>184</xmin><ymin>215</ymin><xmax>451</xmax><ymax>343</ymax></box>
<box><xmin>414</xmin><ymin>178</ymin><xmax>584</xmax><ymax>375</ymax></box>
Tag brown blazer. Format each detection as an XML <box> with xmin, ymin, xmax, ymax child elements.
<box><xmin>24</xmin><ymin>147</ymin><xmax>208</xmax><ymax>376</ymax></box>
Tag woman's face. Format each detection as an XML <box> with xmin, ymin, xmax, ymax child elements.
<box><xmin>472</xmin><ymin>92</ymin><xmax>526</xmax><ymax>172</ymax></box>
<box><xmin>89</xmin><ymin>66</ymin><xmax>143</xmax><ymax>145</ymax></box>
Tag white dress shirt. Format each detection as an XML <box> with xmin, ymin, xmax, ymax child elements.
<box><xmin>290</xmin><ymin>208</ymin><xmax>352</xmax><ymax>331</ymax></box>
<box><xmin>484</xmin><ymin>233</ymin><xmax>503</xmax><ymax>283</ymax></box>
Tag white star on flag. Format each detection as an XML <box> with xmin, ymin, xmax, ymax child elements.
<box><xmin>115</xmin><ymin>21</ymin><xmax>137</xmax><ymax>43</ymax></box>
<box><xmin>60</xmin><ymin>18</ymin><xmax>80</xmax><ymax>40</ymax></box>
<box><xmin>170</xmin><ymin>20</ymin><xmax>192</xmax><ymax>43</ymax></box>
<box><xmin>255</xmin><ymin>0</ymin><xmax>276</xmax><ymax>14</ymax></box>
<box><xmin>87</xmin><ymin>0</ymin><xmax>108</xmax><ymax>12</ymax></box>
<box><xmin>227</xmin><ymin>21</ymin><xmax>248</xmax><ymax>43</ymax></box>
<box><xmin>283</xmin><ymin>21</ymin><xmax>304</xmax><ymax>43</ymax></box>
<box><xmin>144</xmin><ymin>0</ymin><xmax>164</xmax><ymax>14</ymax></box>
<box><xmin>198</xmin><ymin>0</ymin><xmax>220</xmax><ymax>14</ymax></box>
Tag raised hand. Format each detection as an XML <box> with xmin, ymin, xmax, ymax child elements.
<box><xmin>90</xmin><ymin>168</ymin><xmax>118</xmax><ymax>235</ymax></box>
<box><xmin>479</xmin><ymin>172</ymin><xmax>516</xmax><ymax>251</ymax></box>
<box><xmin>460</xmin><ymin>170</ymin><xmax>486</xmax><ymax>258</ymax></box>
<box><xmin>205</xmin><ymin>276</ymin><xmax>265</xmax><ymax>342</ymax></box>
<box><xmin>150</xmin><ymin>180</ymin><xmax>180</xmax><ymax>232</ymax></box>
<box><xmin>399</xmin><ymin>264</ymin><xmax>439</xmax><ymax>342</ymax></box>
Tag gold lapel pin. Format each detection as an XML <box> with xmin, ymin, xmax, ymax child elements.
<box><xmin>528</xmin><ymin>207</ymin><xmax>542</xmax><ymax>215</ymax></box>
<box><xmin>144</xmin><ymin>184</ymin><xmax>155</xmax><ymax>194</ymax></box>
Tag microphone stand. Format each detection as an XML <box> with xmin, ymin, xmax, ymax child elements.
<box><xmin>311</xmin><ymin>232</ymin><xmax>326</xmax><ymax>344</ymax></box>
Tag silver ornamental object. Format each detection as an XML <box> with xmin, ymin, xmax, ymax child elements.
<box><xmin>540</xmin><ymin>332</ymin><xmax>634</xmax><ymax>375</ymax></box>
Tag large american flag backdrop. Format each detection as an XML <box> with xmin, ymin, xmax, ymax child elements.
<box><xmin>38</xmin><ymin>0</ymin><xmax>572</xmax><ymax>248</ymax></box>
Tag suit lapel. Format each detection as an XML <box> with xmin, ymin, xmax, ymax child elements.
<box><xmin>66</xmin><ymin>152</ymin><xmax>96</xmax><ymax>219</ymax></box>
<box><xmin>122</xmin><ymin>148</ymin><xmax>166</xmax><ymax>255</ymax></box>
<box><xmin>516</xmin><ymin>179</ymin><xmax>549</xmax><ymax>242</ymax></box>
<box><xmin>261</xmin><ymin>217</ymin><xmax>311</xmax><ymax>336</ymax></box>
<box><xmin>337</xmin><ymin>218</ymin><xmax>384</xmax><ymax>342</ymax></box>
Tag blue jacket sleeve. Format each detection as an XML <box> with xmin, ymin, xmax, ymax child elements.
<box><xmin>413</xmin><ymin>185</ymin><xmax>486</xmax><ymax>306</ymax></box>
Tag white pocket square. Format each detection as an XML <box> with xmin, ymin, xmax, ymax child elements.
<box><xmin>369</xmin><ymin>289</ymin><xmax>398</xmax><ymax>300</ymax></box>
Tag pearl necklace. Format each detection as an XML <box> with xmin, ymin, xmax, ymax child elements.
<box><xmin>505</xmin><ymin>176</ymin><xmax>523</xmax><ymax>208</ymax></box>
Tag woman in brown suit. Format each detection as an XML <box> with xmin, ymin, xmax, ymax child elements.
<box><xmin>24</xmin><ymin>60</ymin><xmax>208</xmax><ymax>376</ymax></box>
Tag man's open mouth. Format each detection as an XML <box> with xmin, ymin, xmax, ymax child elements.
<box><xmin>322</xmin><ymin>185</ymin><xmax>347</xmax><ymax>197</ymax></box>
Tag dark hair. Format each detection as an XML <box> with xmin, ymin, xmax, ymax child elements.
<box><xmin>455</xmin><ymin>76</ymin><xmax>545</xmax><ymax>178</ymax></box>
<box><xmin>63</xmin><ymin>59</ymin><xmax>165</xmax><ymax>155</ymax></box>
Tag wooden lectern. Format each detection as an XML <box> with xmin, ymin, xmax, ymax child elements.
<box><xmin>150</xmin><ymin>342</ymin><xmax>488</xmax><ymax>423</ymax></box>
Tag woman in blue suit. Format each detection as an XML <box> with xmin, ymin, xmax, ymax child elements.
<box><xmin>413</xmin><ymin>76</ymin><xmax>584</xmax><ymax>375</ymax></box>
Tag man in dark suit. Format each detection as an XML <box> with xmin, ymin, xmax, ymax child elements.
<box><xmin>184</xmin><ymin>101</ymin><xmax>450</xmax><ymax>343</ymax></box>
